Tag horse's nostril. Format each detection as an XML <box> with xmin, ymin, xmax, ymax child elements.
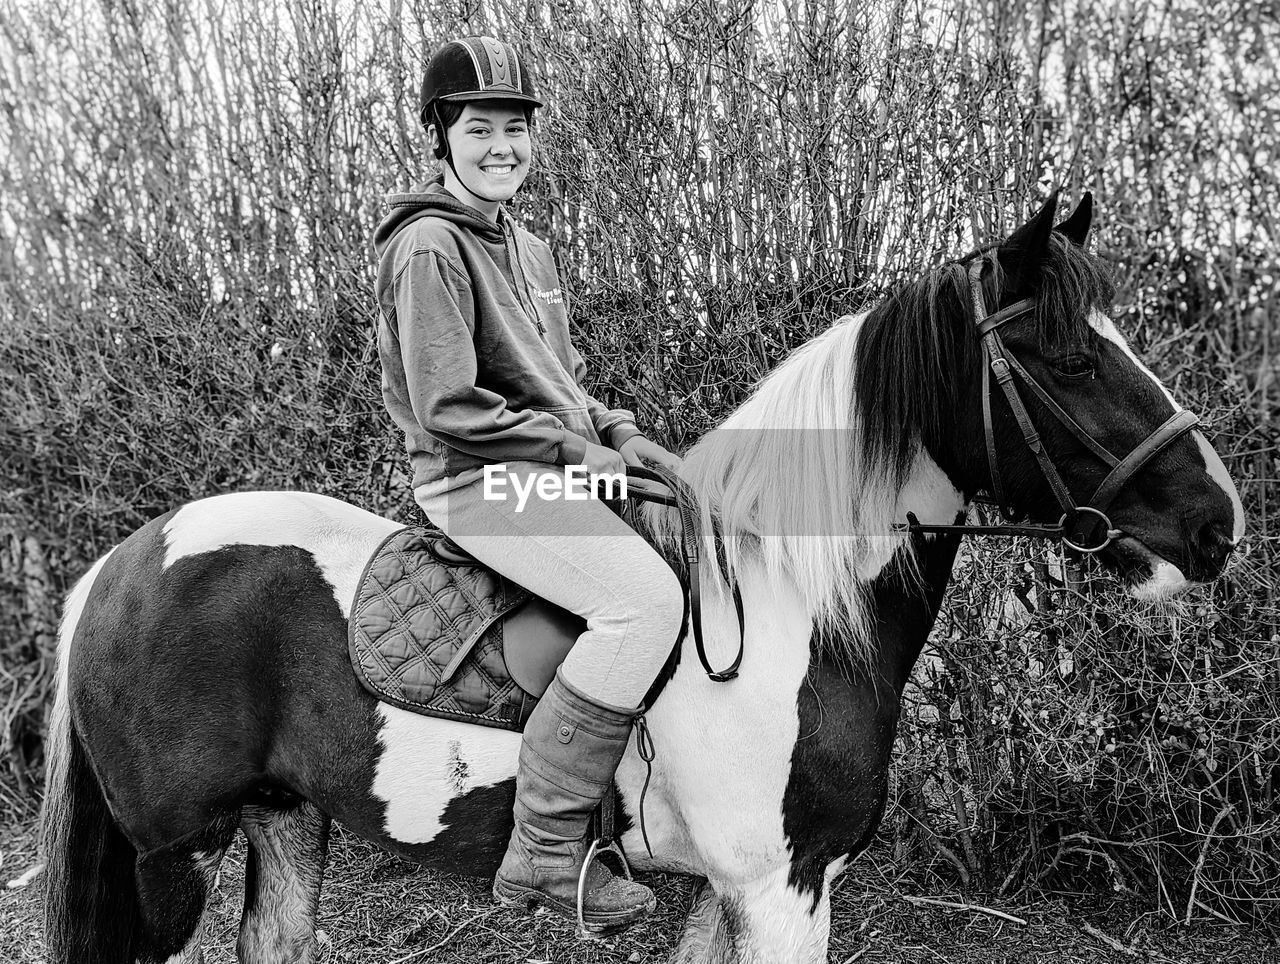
<box><xmin>1193</xmin><ymin>519</ymin><xmax>1235</xmax><ymax>574</ymax></box>
<box><xmin>1200</xmin><ymin>519</ymin><xmax>1233</xmax><ymax>549</ymax></box>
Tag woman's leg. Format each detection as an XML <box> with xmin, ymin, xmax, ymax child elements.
<box><xmin>416</xmin><ymin>465</ymin><xmax>684</xmax><ymax>930</ymax></box>
<box><xmin>417</xmin><ymin>466</ymin><xmax>683</xmax><ymax>708</ymax></box>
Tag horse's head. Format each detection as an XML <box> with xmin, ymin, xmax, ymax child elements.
<box><xmin>955</xmin><ymin>193</ymin><xmax>1244</xmax><ymax>598</ymax></box>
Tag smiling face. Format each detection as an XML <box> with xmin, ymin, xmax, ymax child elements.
<box><xmin>436</xmin><ymin>101</ymin><xmax>531</xmax><ymax>214</ymax></box>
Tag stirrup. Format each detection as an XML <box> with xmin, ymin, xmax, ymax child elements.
<box><xmin>575</xmin><ymin>836</ymin><xmax>633</xmax><ymax>938</ymax></box>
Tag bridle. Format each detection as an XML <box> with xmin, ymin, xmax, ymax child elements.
<box><xmin>906</xmin><ymin>256</ymin><xmax>1199</xmax><ymax>553</ymax></box>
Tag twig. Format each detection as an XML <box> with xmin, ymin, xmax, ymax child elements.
<box><xmin>1080</xmin><ymin>922</ymin><xmax>1139</xmax><ymax>956</ymax></box>
<box><xmin>996</xmin><ymin>844</ymin><xmax>1031</xmax><ymax>897</ymax></box>
<box><xmin>6</xmin><ymin>862</ymin><xmax>44</xmax><ymax>889</ymax></box>
<box><xmin>925</xmin><ymin>836</ymin><xmax>971</xmax><ymax>886</ymax></box>
<box><xmin>1184</xmin><ymin>804</ymin><xmax>1233</xmax><ymax>924</ymax></box>
<box><xmin>1191</xmin><ymin>895</ymin><xmax>1242</xmax><ymax>926</ymax></box>
<box><xmin>901</xmin><ymin>894</ymin><xmax>1027</xmax><ymax>925</ymax></box>
<box><xmin>839</xmin><ymin>949</ymin><xmax>868</xmax><ymax>963</ymax></box>
<box><xmin>387</xmin><ymin>909</ymin><xmax>494</xmax><ymax>964</ymax></box>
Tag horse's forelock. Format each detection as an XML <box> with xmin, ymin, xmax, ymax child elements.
<box><xmin>1032</xmin><ymin>234</ymin><xmax>1117</xmax><ymax>347</ymax></box>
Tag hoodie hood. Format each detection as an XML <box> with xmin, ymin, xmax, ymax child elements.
<box><xmin>373</xmin><ymin>176</ymin><xmax>505</xmax><ymax>257</ymax></box>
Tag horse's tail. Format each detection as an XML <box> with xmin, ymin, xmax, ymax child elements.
<box><xmin>40</xmin><ymin>548</ymin><xmax>144</xmax><ymax>964</ymax></box>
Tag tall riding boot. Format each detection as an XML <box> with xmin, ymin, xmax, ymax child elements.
<box><xmin>493</xmin><ymin>669</ymin><xmax>656</xmax><ymax>932</ymax></box>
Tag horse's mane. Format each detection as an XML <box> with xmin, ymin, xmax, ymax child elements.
<box><xmin>637</xmin><ymin>233</ymin><xmax>1116</xmax><ymax>668</ymax></box>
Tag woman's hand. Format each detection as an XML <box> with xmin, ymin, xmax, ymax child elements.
<box><xmin>582</xmin><ymin>441</ymin><xmax>627</xmax><ymax>477</ymax></box>
<box><xmin>618</xmin><ymin>436</ymin><xmax>683</xmax><ymax>471</ymax></box>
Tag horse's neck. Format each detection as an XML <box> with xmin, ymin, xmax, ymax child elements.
<box><xmin>875</xmin><ymin>447</ymin><xmax>968</xmax><ymax>687</ymax></box>
<box><xmin>804</xmin><ymin>450</ymin><xmax>966</xmax><ymax>694</ymax></box>
<box><xmin>865</xmin><ymin>529</ymin><xmax>964</xmax><ymax>695</ymax></box>
<box><xmin>635</xmin><ymin>443</ymin><xmax>966</xmax><ymax>696</ymax></box>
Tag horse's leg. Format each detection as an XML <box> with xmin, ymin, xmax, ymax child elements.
<box><xmin>237</xmin><ymin>802</ymin><xmax>331</xmax><ymax>964</ymax></box>
<box><xmin>667</xmin><ymin>868</ymin><xmax>834</xmax><ymax>964</ymax></box>
<box><xmin>133</xmin><ymin>814</ymin><xmax>239</xmax><ymax>964</ymax></box>
<box><xmin>669</xmin><ymin>879</ymin><xmax>734</xmax><ymax>964</ymax></box>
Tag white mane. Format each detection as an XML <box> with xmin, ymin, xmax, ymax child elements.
<box><xmin>640</xmin><ymin>313</ymin><xmax>915</xmax><ymax>666</ymax></box>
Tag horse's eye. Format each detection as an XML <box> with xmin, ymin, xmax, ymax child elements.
<box><xmin>1053</xmin><ymin>354</ymin><xmax>1095</xmax><ymax>380</ymax></box>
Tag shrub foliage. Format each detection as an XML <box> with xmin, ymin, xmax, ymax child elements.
<box><xmin>1</xmin><ymin>0</ymin><xmax>1276</xmax><ymax>920</ymax></box>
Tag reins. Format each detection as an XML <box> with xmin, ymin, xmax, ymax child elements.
<box><xmin>623</xmin><ymin>465</ymin><xmax>745</xmax><ymax>683</ymax></box>
<box><xmin>579</xmin><ymin>464</ymin><xmax>740</xmax><ymax>897</ymax></box>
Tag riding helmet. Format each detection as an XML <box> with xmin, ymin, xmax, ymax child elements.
<box><xmin>418</xmin><ymin>36</ymin><xmax>543</xmax><ymax>131</ymax></box>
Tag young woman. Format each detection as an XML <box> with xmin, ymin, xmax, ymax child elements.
<box><xmin>372</xmin><ymin>37</ymin><xmax>684</xmax><ymax>932</ymax></box>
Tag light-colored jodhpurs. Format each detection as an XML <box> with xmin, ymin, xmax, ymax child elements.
<box><xmin>415</xmin><ymin>462</ymin><xmax>684</xmax><ymax>709</ymax></box>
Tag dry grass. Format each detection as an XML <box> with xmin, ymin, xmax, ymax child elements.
<box><xmin>4</xmin><ymin>817</ymin><xmax>1279</xmax><ymax>963</ymax></box>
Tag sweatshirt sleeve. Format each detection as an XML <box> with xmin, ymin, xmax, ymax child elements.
<box><xmin>568</xmin><ymin>341</ymin><xmax>645</xmax><ymax>451</ymax></box>
<box><xmin>394</xmin><ymin>250</ymin><xmax>587</xmax><ymax>466</ymax></box>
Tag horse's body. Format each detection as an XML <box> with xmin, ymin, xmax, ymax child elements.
<box><xmin>52</xmin><ymin>483</ymin><xmax>956</xmax><ymax>962</ymax></box>
<box><xmin>42</xmin><ymin>196</ymin><xmax>1245</xmax><ymax>964</ymax></box>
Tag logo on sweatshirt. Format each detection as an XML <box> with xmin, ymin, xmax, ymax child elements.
<box><xmin>534</xmin><ymin>287</ymin><xmax>563</xmax><ymax>306</ymax></box>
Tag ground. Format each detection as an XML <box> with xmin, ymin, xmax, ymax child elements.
<box><xmin>2</xmin><ymin>819</ymin><xmax>1276</xmax><ymax>963</ymax></box>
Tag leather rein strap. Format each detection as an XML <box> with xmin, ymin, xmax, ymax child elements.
<box><xmin>907</xmin><ymin>258</ymin><xmax>1199</xmax><ymax>552</ymax></box>
<box><xmin>624</xmin><ymin>466</ymin><xmax>744</xmax><ymax>683</ymax></box>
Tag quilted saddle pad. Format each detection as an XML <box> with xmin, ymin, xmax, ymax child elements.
<box><xmin>348</xmin><ymin>525</ymin><xmax>541</xmax><ymax>730</ymax></box>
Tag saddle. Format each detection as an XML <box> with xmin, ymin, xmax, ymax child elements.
<box><xmin>347</xmin><ymin>466</ymin><xmax>743</xmax><ymax>732</ymax></box>
<box><xmin>349</xmin><ymin>523</ymin><xmax>580</xmax><ymax>729</ymax></box>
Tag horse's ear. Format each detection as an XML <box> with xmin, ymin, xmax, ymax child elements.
<box><xmin>1055</xmin><ymin>192</ymin><xmax>1093</xmax><ymax>247</ymax></box>
<box><xmin>997</xmin><ymin>191</ymin><xmax>1059</xmax><ymax>290</ymax></box>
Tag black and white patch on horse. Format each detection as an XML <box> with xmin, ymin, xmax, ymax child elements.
<box><xmin>156</xmin><ymin>495</ymin><xmax>519</xmax><ymax>869</ymax></box>
<box><xmin>40</xmin><ymin>194</ymin><xmax>1245</xmax><ymax>964</ymax></box>
<box><xmin>639</xmin><ymin>448</ymin><xmax>967</xmax><ymax>961</ymax></box>
<box><xmin>1084</xmin><ymin>308</ymin><xmax>1245</xmax><ymax>595</ymax></box>
<box><xmin>783</xmin><ymin>527</ymin><xmax>964</xmax><ymax>907</ymax></box>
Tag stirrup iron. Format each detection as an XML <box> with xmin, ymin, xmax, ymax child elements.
<box><xmin>575</xmin><ymin>836</ymin><xmax>633</xmax><ymax>938</ymax></box>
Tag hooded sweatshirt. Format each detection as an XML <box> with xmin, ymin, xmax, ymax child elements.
<box><xmin>373</xmin><ymin>180</ymin><xmax>643</xmax><ymax>493</ymax></box>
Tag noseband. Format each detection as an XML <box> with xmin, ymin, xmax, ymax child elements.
<box><xmin>906</xmin><ymin>257</ymin><xmax>1199</xmax><ymax>553</ymax></box>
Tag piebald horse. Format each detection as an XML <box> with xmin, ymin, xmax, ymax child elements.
<box><xmin>41</xmin><ymin>195</ymin><xmax>1243</xmax><ymax>963</ymax></box>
